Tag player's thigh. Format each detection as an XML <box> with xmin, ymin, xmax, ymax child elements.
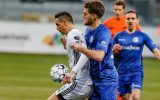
<box><xmin>131</xmin><ymin>74</ymin><xmax>143</xmax><ymax>90</ymax></box>
<box><xmin>47</xmin><ymin>93</ymin><xmax>58</xmax><ymax>100</ymax></box>
<box><xmin>118</xmin><ymin>77</ymin><xmax>131</xmax><ymax>97</ymax></box>
<box><xmin>131</xmin><ymin>75</ymin><xmax>143</xmax><ymax>100</ymax></box>
<box><xmin>121</xmin><ymin>93</ymin><xmax>131</xmax><ymax>100</ymax></box>
<box><xmin>55</xmin><ymin>82</ymin><xmax>92</xmax><ymax>100</ymax></box>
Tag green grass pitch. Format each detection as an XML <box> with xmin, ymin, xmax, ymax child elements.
<box><xmin>0</xmin><ymin>53</ymin><xmax>159</xmax><ymax>100</ymax></box>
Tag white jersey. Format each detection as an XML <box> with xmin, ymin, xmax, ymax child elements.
<box><xmin>66</xmin><ymin>28</ymin><xmax>92</xmax><ymax>85</ymax></box>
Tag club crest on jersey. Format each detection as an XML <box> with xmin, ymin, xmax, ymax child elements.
<box><xmin>74</xmin><ymin>36</ymin><xmax>80</xmax><ymax>40</ymax></box>
<box><xmin>89</xmin><ymin>36</ymin><xmax>94</xmax><ymax>43</ymax></box>
<box><xmin>133</xmin><ymin>37</ymin><xmax>139</xmax><ymax>43</ymax></box>
<box><xmin>101</xmin><ymin>41</ymin><xmax>107</xmax><ymax>45</ymax></box>
<box><xmin>74</xmin><ymin>36</ymin><xmax>80</xmax><ymax>43</ymax></box>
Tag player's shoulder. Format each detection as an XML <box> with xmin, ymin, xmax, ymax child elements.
<box><xmin>116</xmin><ymin>31</ymin><xmax>126</xmax><ymax>36</ymax></box>
<box><xmin>135</xmin><ymin>30</ymin><xmax>148</xmax><ymax>36</ymax></box>
<box><xmin>68</xmin><ymin>28</ymin><xmax>83</xmax><ymax>37</ymax></box>
<box><xmin>98</xmin><ymin>24</ymin><xmax>110</xmax><ymax>34</ymax></box>
<box><xmin>69</xmin><ymin>28</ymin><xmax>82</xmax><ymax>35</ymax></box>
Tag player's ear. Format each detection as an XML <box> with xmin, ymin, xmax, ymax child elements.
<box><xmin>92</xmin><ymin>14</ymin><xmax>97</xmax><ymax>19</ymax></box>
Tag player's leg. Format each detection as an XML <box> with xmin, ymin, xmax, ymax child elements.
<box><xmin>130</xmin><ymin>75</ymin><xmax>143</xmax><ymax>100</ymax></box>
<box><xmin>47</xmin><ymin>93</ymin><xmax>59</xmax><ymax>100</ymax></box>
<box><xmin>131</xmin><ymin>89</ymin><xmax>141</xmax><ymax>100</ymax></box>
<box><xmin>118</xmin><ymin>76</ymin><xmax>132</xmax><ymax>100</ymax></box>
<box><xmin>121</xmin><ymin>93</ymin><xmax>131</xmax><ymax>100</ymax></box>
<box><xmin>48</xmin><ymin>82</ymin><xmax>93</xmax><ymax>100</ymax></box>
<box><xmin>47</xmin><ymin>93</ymin><xmax>65</xmax><ymax>100</ymax></box>
<box><xmin>47</xmin><ymin>82</ymin><xmax>76</xmax><ymax>100</ymax></box>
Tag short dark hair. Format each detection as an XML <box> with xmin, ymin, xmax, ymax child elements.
<box><xmin>126</xmin><ymin>10</ymin><xmax>139</xmax><ymax>18</ymax></box>
<box><xmin>84</xmin><ymin>0</ymin><xmax>105</xmax><ymax>18</ymax></box>
<box><xmin>114</xmin><ymin>0</ymin><xmax>125</xmax><ymax>9</ymax></box>
<box><xmin>55</xmin><ymin>11</ymin><xmax>74</xmax><ymax>24</ymax></box>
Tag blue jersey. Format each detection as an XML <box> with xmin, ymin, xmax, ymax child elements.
<box><xmin>113</xmin><ymin>30</ymin><xmax>156</xmax><ymax>76</ymax></box>
<box><xmin>85</xmin><ymin>24</ymin><xmax>118</xmax><ymax>85</ymax></box>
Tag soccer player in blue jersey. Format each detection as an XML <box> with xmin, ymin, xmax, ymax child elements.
<box><xmin>74</xmin><ymin>1</ymin><xmax>118</xmax><ymax>100</ymax></box>
<box><xmin>113</xmin><ymin>10</ymin><xmax>160</xmax><ymax>100</ymax></box>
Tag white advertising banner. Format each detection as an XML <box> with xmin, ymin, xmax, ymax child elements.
<box><xmin>0</xmin><ymin>21</ymin><xmax>159</xmax><ymax>57</ymax></box>
<box><xmin>0</xmin><ymin>21</ymin><xmax>66</xmax><ymax>54</ymax></box>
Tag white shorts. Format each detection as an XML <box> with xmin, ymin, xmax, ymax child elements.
<box><xmin>55</xmin><ymin>81</ymin><xmax>93</xmax><ymax>100</ymax></box>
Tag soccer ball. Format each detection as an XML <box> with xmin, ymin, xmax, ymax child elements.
<box><xmin>50</xmin><ymin>64</ymin><xmax>69</xmax><ymax>83</ymax></box>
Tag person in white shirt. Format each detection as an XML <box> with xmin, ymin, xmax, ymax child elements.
<box><xmin>47</xmin><ymin>11</ymin><xmax>93</xmax><ymax>100</ymax></box>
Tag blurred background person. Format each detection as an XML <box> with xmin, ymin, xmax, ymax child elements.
<box><xmin>104</xmin><ymin>0</ymin><xmax>141</xmax><ymax>39</ymax></box>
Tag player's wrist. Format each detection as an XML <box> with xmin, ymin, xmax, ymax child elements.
<box><xmin>70</xmin><ymin>70</ymin><xmax>77</xmax><ymax>75</ymax></box>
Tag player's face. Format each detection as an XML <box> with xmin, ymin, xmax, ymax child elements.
<box><xmin>126</xmin><ymin>13</ymin><xmax>139</xmax><ymax>30</ymax></box>
<box><xmin>83</xmin><ymin>8</ymin><xmax>94</xmax><ymax>26</ymax></box>
<box><xmin>113</xmin><ymin>5</ymin><xmax>125</xmax><ymax>19</ymax></box>
<box><xmin>55</xmin><ymin>18</ymin><xmax>66</xmax><ymax>35</ymax></box>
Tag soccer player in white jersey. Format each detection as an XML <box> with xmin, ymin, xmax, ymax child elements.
<box><xmin>47</xmin><ymin>11</ymin><xmax>93</xmax><ymax>100</ymax></box>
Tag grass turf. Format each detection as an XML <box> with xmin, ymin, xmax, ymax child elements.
<box><xmin>0</xmin><ymin>53</ymin><xmax>159</xmax><ymax>100</ymax></box>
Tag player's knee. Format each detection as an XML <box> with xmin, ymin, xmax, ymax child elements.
<box><xmin>132</xmin><ymin>94</ymin><xmax>140</xmax><ymax>100</ymax></box>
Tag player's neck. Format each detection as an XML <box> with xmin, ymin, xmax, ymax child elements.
<box><xmin>66</xmin><ymin>24</ymin><xmax>74</xmax><ymax>34</ymax></box>
<box><xmin>90</xmin><ymin>19</ymin><xmax>101</xmax><ymax>30</ymax></box>
<box><xmin>127</xmin><ymin>28</ymin><xmax>136</xmax><ymax>34</ymax></box>
<box><xmin>115</xmin><ymin>15</ymin><xmax>124</xmax><ymax>20</ymax></box>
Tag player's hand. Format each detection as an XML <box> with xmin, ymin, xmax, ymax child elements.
<box><xmin>73</xmin><ymin>43</ymin><xmax>83</xmax><ymax>52</ymax></box>
<box><xmin>63</xmin><ymin>71</ymin><xmax>76</xmax><ymax>84</ymax></box>
<box><xmin>61</xmin><ymin>37</ymin><xmax>67</xmax><ymax>49</ymax></box>
<box><xmin>113</xmin><ymin>44</ymin><xmax>122</xmax><ymax>51</ymax></box>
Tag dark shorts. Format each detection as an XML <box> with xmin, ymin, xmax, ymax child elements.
<box><xmin>90</xmin><ymin>83</ymin><xmax>118</xmax><ymax>100</ymax></box>
<box><xmin>118</xmin><ymin>74</ymin><xmax>143</xmax><ymax>96</ymax></box>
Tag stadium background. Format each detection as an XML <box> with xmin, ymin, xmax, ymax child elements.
<box><xmin>0</xmin><ymin>0</ymin><xmax>160</xmax><ymax>100</ymax></box>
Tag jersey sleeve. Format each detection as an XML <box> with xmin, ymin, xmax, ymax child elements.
<box><xmin>144</xmin><ymin>33</ymin><xmax>157</xmax><ymax>52</ymax></box>
<box><xmin>96</xmin><ymin>29</ymin><xmax>111</xmax><ymax>52</ymax></box>
<box><xmin>67</xmin><ymin>34</ymin><xmax>81</xmax><ymax>47</ymax></box>
<box><xmin>72</xmin><ymin>42</ymin><xmax>89</xmax><ymax>73</ymax></box>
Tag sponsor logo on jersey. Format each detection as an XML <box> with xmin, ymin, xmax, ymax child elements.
<box><xmin>122</xmin><ymin>45</ymin><xmax>140</xmax><ymax>50</ymax></box>
<box><xmin>74</xmin><ymin>36</ymin><xmax>80</xmax><ymax>43</ymax></box>
<box><xmin>133</xmin><ymin>37</ymin><xmax>139</xmax><ymax>43</ymax></box>
<box><xmin>118</xmin><ymin>39</ymin><xmax>126</xmax><ymax>41</ymax></box>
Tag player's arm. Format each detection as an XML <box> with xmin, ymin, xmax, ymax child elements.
<box><xmin>63</xmin><ymin>52</ymin><xmax>89</xmax><ymax>84</ymax></box>
<box><xmin>74</xmin><ymin>31</ymin><xmax>110</xmax><ymax>62</ymax></box>
<box><xmin>74</xmin><ymin>45</ymin><xmax>105</xmax><ymax>61</ymax></box>
<box><xmin>144</xmin><ymin>33</ymin><xmax>160</xmax><ymax>62</ymax></box>
<box><xmin>63</xmin><ymin>33</ymin><xmax>89</xmax><ymax>83</ymax></box>
<box><xmin>113</xmin><ymin>44</ymin><xmax>122</xmax><ymax>51</ymax></box>
<box><xmin>153</xmin><ymin>48</ymin><xmax>160</xmax><ymax>61</ymax></box>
